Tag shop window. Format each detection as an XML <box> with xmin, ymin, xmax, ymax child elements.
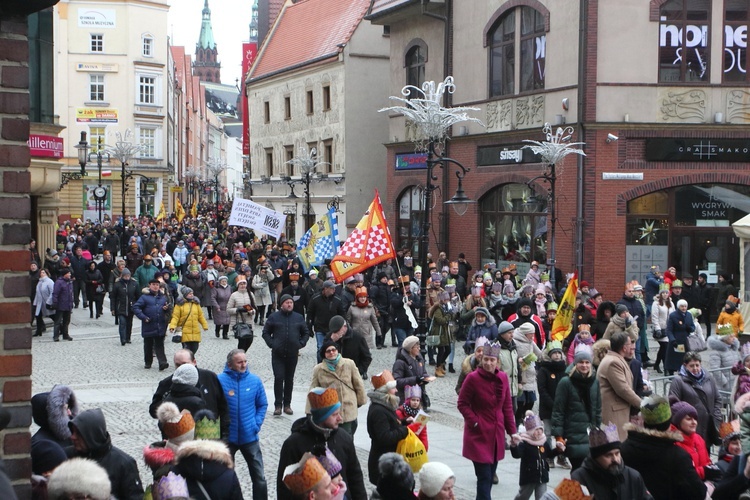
<box><xmin>658</xmin><ymin>0</ymin><xmax>711</xmax><ymax>83</ymax></box>
<box><xmin>723</xmin><ymin>0</ymin><xmax>749</xmax><ymax>82</ymax></box>
<box><xmin>488</xmin><ymin>6</ymin><xmax>546</xmax><ymax>97</ymax></box>
<box><xmin>480</xmin><ymin>184</ymin><xmax>548</xmax><ymax>266</ymax></box>
<box><xmin>397</xmin><ymin>186</ymin><xmax>424</xmax><ymax>255</ymax></box>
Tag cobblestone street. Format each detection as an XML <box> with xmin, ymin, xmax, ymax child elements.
<box><xmin>32</xmin><ymin>302</ymin><xmax>571</xmax><ymax>498</ymax></box>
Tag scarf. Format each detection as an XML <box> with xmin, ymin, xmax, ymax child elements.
<box><xmin>519</xmin><ymin>432</ymin><xmax>547</xmax><ymax>447</ymax></box>
<box><xmin>401</xmin><ymin>403</ymin><xmax>419</xmax><ymax>418</ymax></box>
<box><xmin>368</xmin><ymin>390</ymin><xmax>400</xmax><ymax>410</ymax></box>
<box><xmin>499</xmin><ymin>336</ymin><xmax>516</xmax><ymax>352</ymax></box>
<box><xmin>679</xmin><ymin>364</ymin><xmax>706</xmax><ymax>385</ymax></box>
<box><xmin>324</xmin><ymin>353</ymin><xmax>342</xmax><ymax>372</ymax></box>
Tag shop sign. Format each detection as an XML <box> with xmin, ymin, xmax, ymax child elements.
<box><xmin>395</xmin><ymin>153</ymin><xmax>427</xmax><ymax>171</ymax></box>
<box><xmin>76</xmin><ymin>108</ymin><xmax>118</xmax><ymax>123</ymax></box>
<box><xmin>78</xmin><ymin>8</ymin><xmax>116</xmax><ymax>29</ymax></box>
<box><xmin>28</xmin><ymin>134</ymin><xmax>63</xmax><ymax>158</ymax></box>
<box><xmin>76</xmin><ymin>63</ymin><xmax>118</xmax><ymax>72</ymax></box>
<box><xmin>477</xmin><ymin>144</ymin><xmax>542</xmax><ymax>166</ymax></box>
<box><xmin>602</xmin><ymin>172</ymin><xmax>643</xmax><ymax>180</ymax></box>
<box><xmin>645</xmin><ymin>138</ymin><xmax>750</xmax><ymax>162</ymax></box>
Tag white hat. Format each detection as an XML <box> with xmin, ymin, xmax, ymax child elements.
<box><xmin>419</xmin><ymin>462</ymin><xmax>455</xmax><ymax>497</ymax></box>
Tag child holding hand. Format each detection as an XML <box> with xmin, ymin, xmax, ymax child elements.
<box><xmin>510</xmin><ymin>410</ymin><xmax>565</xmax><ymax>500</ymax></box>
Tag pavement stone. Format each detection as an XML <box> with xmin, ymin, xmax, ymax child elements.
<box><xmin>32</xmin><ymin>302</ymin><xmax>587</xmax><ymax>498</ymax></box>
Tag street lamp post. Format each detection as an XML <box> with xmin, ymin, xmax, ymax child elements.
<box><xmin>380</xmin><ymin>77</ymin><xmax>484</xmax><ymax>355</ymax></box>
<box><xmin>204</xmin><ymin>159</ymin><xmax>228</xmax><ymax>205</ymax></box>
<box><xmin>523</xmin><ymin>124</ymin><xmax>586</xmax><ymax>290</ymax></box>
<box><xmin>286</xmin><ymin>147</ymin><xmax>329</xmax><ymax>231</ymax></box>
<box><xmin>104</xmin><ymin>130</ymin><xmax>146</xmax><ymax>226</ymax></box>
<box><xmin>75</xmin><ymin>133</ymin><xmax>111</xmax><ymax>223</ymax></box>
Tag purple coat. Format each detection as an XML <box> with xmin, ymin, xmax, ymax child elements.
<box><xmin>52</xmin><ymin>277</ymin><xmax>74</xmax><ymax>311</ymax></box>
<box><xmin>457</xmin><ymin>367</ymin><xmax>517</xmax><ymax>464</ymax></box>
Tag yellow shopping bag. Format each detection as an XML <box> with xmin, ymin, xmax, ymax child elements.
<box><xmin>396</xmin><ymin>428</ymin><xmax>428</xmax><ymax>473</ymax></box>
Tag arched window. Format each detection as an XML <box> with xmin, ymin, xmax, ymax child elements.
<box><xmin>480</xmin><ymin>184</ymin><xmax>548</xmax><ymax>267</ymax></box>
<box><xmin>658</xmin><ymin>0</ymin><xmax>710</xmax><ymax>82</ymax></box>
<box><xmin>397</xmin><ymin>186</ymin><xmax>424</xmax><ymax>255</ymax></box>
<box><xmin>404</xmin><ymin>40</ymin><xmax>427</xmax><ymax>91</ymax></box>
<box><xmin>489</xmin><ymin>6</ymin><xmax>545</xmax><ymax>97</ymax></box>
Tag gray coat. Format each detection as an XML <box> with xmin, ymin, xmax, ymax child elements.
<box><xmin>706</xmin><ymin>334</ymin><xmax>740</xmax><ymax>395</ymax></box>
<box><xmin>34</xmin><ymin>276</ymin><xmax>55</xmax><ymax>317</ymax></box>
<box><xmin>669</xmin><ymin>371</ymin><xmax>723</xmax><ymax>446</ymax></box>
<box><xmin>210</xmin><ymin>284</ymin><xmax>233</xmax><ymax>326</ymax></box>
<box><xmin>251</xmin><ymin>268</ymin><xmax>275</xmax><ymax>306</ymax></box>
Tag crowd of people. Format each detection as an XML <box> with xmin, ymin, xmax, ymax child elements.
<box><xmin>16</xmin><ymin>208</ymin><xmax>750</xmax><ymax>499</ymax></box>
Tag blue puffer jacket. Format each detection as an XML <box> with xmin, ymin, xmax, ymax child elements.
<box><xmin>132</xmin><ymin>291</ymin><xmax>168</xmax><ymax>338</ymax></box>
<box><xmin>218</xmin><ymin>366</ymin><xmax>268</xmax><ymax>445</ymax></box>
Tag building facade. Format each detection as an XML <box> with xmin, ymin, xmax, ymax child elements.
<box><xmin>54</xmin><ymin>0</ymin><xmax>170</xmax><ymax>224</ymax></box>
<box><xmin>246</xmin><ymin>0</ymin><xmax>390</xmax><ymax>242</ymax></box>
<box><xmin>368</xmin><ymin>0</ymin><xmax>750</xmax><ymax>300</ymax></box>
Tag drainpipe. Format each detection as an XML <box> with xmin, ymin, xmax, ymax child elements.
<box><xmin>575</xmin><ymin>0</ymin><xmax>588</xmax><ymax>280</ymax></box>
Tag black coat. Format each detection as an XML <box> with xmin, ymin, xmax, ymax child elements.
<box><xmin>262</xmin><ymin>309</ymin><xmax>309</xmax><ymax>358</ymax></box>
<box><xmin>276</xmin><ymin>416</ymin><xmax>367</xmax><ymax>500</ymax></box>
<box><xmin>327</xmin><ymin>325</ymin><xmax>372</xmax><ymax>377</ymax></box>
<box><xmin>307</xmin><ymin>292</ymin><xmax>346</xmax><ymax>334</ymax></box>
<box><xmin>67</xmin><ymin>409</ymin><xmax>143</xmax><ymax>500</ymax></box>
<box><xmin>712</xmin><ymin>455</ymin><xmax>750</xmax><ymax>500</ymax></box>
<box><xmin>162</xmin><ymin>382</ymin><xmax>207</xmax><ymax>417</ymax></box>
<box><xmin>110</xmin><ymin>277</ymin><xmax>138</xmax><ymax>316</ymax></box>
<box><xmin>171</xmin><ymin>441</ymin><xmax>243</xmax><ymax>500</ymax></box>
<box><xmin>509</xmin><ymin>440</ymin><xmax>557</xmax><ymax>486</ymax></box>
<box><xmin>537</xmin><ymin>359</ymin><xmax>567</xmax><ymax>420</ymax></box>
<box><xmin>571</xmin><ymin>456</ymin><xmax>652</xmax><ymax>500</ymax></box>
<box><xmin>618</xmin><ymin>294</ymin><xmax>646</xmax><ymax>329</ymax></box>
<box><xmin>619</xmin><ymin>423</ymin><xmax>707</xmax><ymax>500</ymax></box>
<box><xmin>150</xmin><ymin>368</ymin><xmax>229</xmax><ymax>440</ymax></box>
<box><xmin>366</xmin><ymin>399</ymin><xmax>408</xmax><ymax>485</ymax></box>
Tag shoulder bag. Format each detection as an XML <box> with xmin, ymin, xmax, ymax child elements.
<box><xmin>172</xmin><ymin>303</ymin><xmax>193</xmax><ymax>343</ymax></box>
<box><xmin>233</xmin><ymin>310</ymin><xmax>254</xmax><ymax>344</ymax></box>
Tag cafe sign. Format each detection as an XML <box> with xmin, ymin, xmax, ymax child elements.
<box><xmin>477</xmin><ymin>144</ymin><xmax>543</xmax><ymax>166</ymax></box>
<box><xmin>645</xmin><ymin>138</ymin><xmax>750</xmax><ymax>162</ymax></box>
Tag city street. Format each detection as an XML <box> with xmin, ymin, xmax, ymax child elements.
<box><xmin>32</xmin><ymin>300</ymin><xmax>571</xmax><ymax>499</ymax></box>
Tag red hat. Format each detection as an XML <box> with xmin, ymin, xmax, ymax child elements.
<box><xmin>580</xmin><ymin>281</ymin><xmax>590</xmax><ymax>288</ymax></box>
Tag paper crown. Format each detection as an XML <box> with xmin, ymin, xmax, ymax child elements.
<box><xmin>312</xmin><ymin>446</ymin><xmax>343</xmax><ymax>479</ymax></box>
<box><xmin>720</xmin><ymin>420</ymin><xmax>740</xmax><ymax>443</ymax></box>
<box><xmin>741</xmin><ymin>342</ymin><xmax>750</xmax><ymax>361</ymax></box>
<box><xmin>659</xmin><ymin>283</ymin><xmax>670</xmax><ymax>293</ymax></box>
<box><xmin>355</xmin><ymin>287</ymin><xmax>368</xmax><ymax>298</ymax></box>
<box><xmin>308</xmin><ymin>387</ymin><xmax>341</xmax><ymax>423</ymax></box>
<box><xmin>399</xmin><ymin>275</ymin><xmax>411</xmax><ymax>284</ymax></box>
<box><xmin>371</xmin><ymin>370</ymin><xmax>396</xmax><ymax>391</ymax></box>
<box><xmin>540</xmin><ymin>272</ymin><xmax>549</xmax><ymax>281</ymax></box>
<box><xmin>546</xmin><ymin>301</ymin><xmax>558</xmax><ymax>312</ymax></box>
<box><xmin>509</xmin><ymin>264</ymin><xmax>517</xmax><ymax>270</ymax></box>
<box><xmin>475</xmin><ymin>335</ymin><xmax>489</xmax><ymax>352</ymax></box>
<box><xmin>431</xmin><ymin>272</ymin><xmax>442</xmax><ymax>283</ymax></box>
<box><xmin>491</xmin><ymin>282</ymin><xmax>503</xmax><ymax>293</ymax></box>
<box><xmin>283</xmin><ymin>453</ymin><xmax>327</xmax><ymax>496</ymax></box>
<box><xmin>501</xmin><ymin>267</ymin><xmax>511</xmax><ymax>274</ymax></box>
<box><xmin>672</xmin><ymin>279</ymin><xmax>683</xmax><ymax>288</ymax></box>
<box><xmin>404</xmin><ymin>385</ymin><xmax>422</xmax><ymax>400</ymax></box>
<box><xmin>687</xmin><ymin>308</ymin><xmax>701</xmax><ymax>319</ymax></box>
<box><xmin>546</xmin><ymin>340</ymin><xmax>563</xmax><ymax>355</ymax></box>
<box><xmin>523</xmin><ymin>411</ymin><xmax>544</xmax><ymax>432</ymax></box>
<box><xmin>194</xmin><ymin>414</ymin><xmax>220</xmax><ymax>440</ymax></box>
<box><xmin>728</xmin><ymin>295</ymin><xmax>741</xmax><ymax>305</ymax></box>
<box><xmin>640</xmin><ymin>395</ymin><xmax>671</xmax><ymax>426</ymax></box>
<box><xmin>588</xmin><ymin>422</ymin><xmax>620</xmax><ymax>450</ymax></box>
<box><xmin>553</xmin><ymin>478</ymin><xmax>592</xmax><ymax>500</ymax></box>
<box><xmin>717</xmin><ymin>323</ymin><xmax>735</xmax><ymax>336</ymax></box>
<box><xmin>289</xmin><ymin>272</ymin><xmax>300</xmax><ymax>281</ymax></box>
<box><xmin>577</xmin><ymin>323</ymin><xmax>591</xmax><ymax>332</ymax></box>
<box><xmin>484</xmin><ymin>341</ymin><xmax>502</xmax><ymax>359</ymax></box>
<box><xmin>154</xmin><ymin>472</ymin><xmax>189</xmax><ymax>500</ymax></box>
<box><xmin>443</xmin><ymin>283</ymin><xmax>456</xmax><ymax>292</ymax></box>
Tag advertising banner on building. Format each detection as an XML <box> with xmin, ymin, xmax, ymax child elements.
<box><xmin>241</xmin><ymin>42</ymin><xmax>257</xmax><ymax>156</ymax></box>
<box><xmin>76</xmin><ymin>108</ymin><xmax>118</xmax><ymax>123</ymax></box>
<box><xmin>228</xmin><ymin>197</ymin><xmax>286</xmax><ymax>239</ymax></box>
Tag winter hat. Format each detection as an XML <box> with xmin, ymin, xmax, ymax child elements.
<box><xmin>157</xmin><ymin>402</ymin><xmax>195</xmax><ymax>447</ymax></box>
<box><xmin>640</xmin><ymin>395</ymin><xmax>672</xmax><ymax>428</ymax></box>
<box><xmin>725</xmin><ymin>300</ymin><xmax>737</xmax><ymax>312</ymax></box>
<box><xmin>573</xmin><ymin>344</ymin><xmax>593</xmax><ymax>364</ymax></box>
<box><xmin>31</xmin><ymin>438</ymin><xmax>68</xmax><ymax>475</ymax></box>
<box><xmin>142</xmin><ymin>441</ymin><xmax>176</xmax><ymax>471</ymax></box>
<box><xmin>172</xmin><ymin>364</ymin><xmax>199</xmax><ymax>387</ymax></box>
<box><xmin>720</xmin><ymin>420</ymin><xmax>741</xmax><ymax>447</ymax></box>
<box><xmin>375</xmin><ymin>453</ymin><xmax>415</xmax><ymax>498</ymax></box>
<box><xmin>438</xmin><ymin>291</ymin><xmax>450</xmax><ymax>301</ymax></box>
<box><xmin>517</xmin><ymin>297</ymin><xmax>534</xmax><ymax>310</ymax></box>
<box><xmin>193</xmin><ymin>409</ymin><xmax>220</xmax><ymax>440</ymax></box>
<box><xmin>154</xmin><ymin>471</ymin><xmax>189</xmax><ymax>500</ymax></box>
<box><xmin>218</xmin><ymin>275</ymin><xmax>229</xmax><ymax>283</ymax></box>
<box><xmin>670</xmin><ymin>400</ymin><xmax>698</xmax><ymax>427</ymax></box>
<box><xmin>308</xmin><ymin>387</ymin><xmax>342</xmax><ymax>424</ymax></box>
<box><xmin>474</xmin><ymin>307</ymin><xmax>491</xmax><ymax>320</ymax></box>
<box><xmin>402</xmin><ymin>335</ymin><xmax>420</xmax><ymax>352</ymax></box>
<box><xmin>517</xmin><ymin>322</ymin><xmax>536</xmax><ymax>336</ymax></box>
<box><xmin>546</xmin><ymin>340</ymin><xmax>564</xmax><ymax>356</ymax></box>
<box><xmin>309</xmin><ymin>269</ymin><xmax>320</xmax><ymax>277</ymax></box>
<box><xmin>592</xmin><ymin>339</ymin><xmax>611</xmax><ymax>367</ymax></box>
<box><xmin>404</xmin><ymin>385</ymin><xmax>422</xmax><ymax>400</ymax></box>
<box><xmin>371</xmin><ymin>370</ymin><xmax>397</xmax><ymax>392</ymax></box>
<box><xmin>180</xmin><ymin>286</ymin><xmax>194</xmax><ymax>298</ymax></box>
<box><xmin>588</xmin><ymin>422</ymin><xmax>621</xmax><ymax>459</ymax></box>
<box><xmin>312</xmin><ymin>445</ymin><xmax>343</xmax><ymax>479</ymax></box>
<box><xmin>497</xmin><ymin>321</ymin><xmax>515</xmax><ymax>336</ymax></box>
<box><xmin>615</xmin><ymin>304</ymin><xmax>628</xmax><ymax>315</ymax></box>
<box><xmin>283</xmin><ymin>453</ymin><xmax>328</xmax><ymax>496</ymax></box>
<box><xmin>328</xmin><ymin>315</ymin><xmax>346</xmax><ymax>333</ymax></box>
<box><xmin>523</xmin><ymin>410</ymin><xmax>544</xmax><ymax>432</ymax></box>
<box><xmin>48</xmin><ymin>458</ymin><xmax>112</xmax><ymax>500</ymax></box>
<box><xmin>419</xmin><ymin>462</ymin><xmax>455</xmax><ymax>498</ymax></box>
<box><xmin>279</xmin><ymin>294</ymin><xmax>294</xmax><ymax>306</ymax></box>
<box><xmin>319</xmin><ymin>339</ymin><xmax>339</xmax><ymax>360</ymax></box>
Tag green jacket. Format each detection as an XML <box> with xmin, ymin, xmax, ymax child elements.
<box><xmin>134</xmin><ymin>263</ymin><xmax>158</xmax><ymax>290</ymax></box>
<box><xmin>551</xmin><ymin>367</ymin><xmax>602</xmax><ymax>459</ymax></box>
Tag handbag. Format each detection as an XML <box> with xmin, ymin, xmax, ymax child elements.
<box><xmin>233</xmin><ymin>310</ymin><xmax>254</xmax><ymax>344</ymax></box>
<box><xmin>172</xmin><ymin>303</ymin><xmax>193</xmax><ymax>343</ymax></box>
<box><xmin>686</xmin><ymin>332</ymin><xmax>707</xmax><ymax>352</ymax></box>
<box><xmin>95</xmin><ymin>284</ymin><xmax>105</xmax><ymax>294</ymax></box>
<box><xmin>652</xmin><ymin>328</ymin><xmax>666</xmax><ymax>340</ymax></box>
<box><xmin>396</xmin><ymin>428</ymin><xmax>428</xmax><ymax>473</ymax></box>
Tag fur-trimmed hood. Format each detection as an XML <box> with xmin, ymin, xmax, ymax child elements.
<box><xmin>47</xmin><ymin>457</ymin><xmax>111</xmax><ymax>500</ymax></box>
<box><xmin>47</xmin><ymin>385</ymin><xmax>79</xmax><ymax>441</ymax></box>
<box><xmin>735</xmin><ymin>391</ymin><xmax>750</xmax><ymax>413</ymax></box>
<box><xmin>623</xmin><ymin>422</ymin><xmax>684</xmax><ymax>442</ymax></box>
<box><xmin>707</xmin><ymin>334</ymin><xmax>739</xmax><ymax>352</ymax></box>
<box><xmin>175</xmin><ymin>439</ymin><xmax>233</xmax><ymax>468</ymax></box>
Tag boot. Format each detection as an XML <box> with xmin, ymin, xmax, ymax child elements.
<box><xmin>448</xmin><ymin>363</ymin><xmax>455</xmax><ymax>373</ymax></box>
<box><xmin>557</xmin><ymin>455</ymin><xmax>571</xmax><ymax>469</ymax></box>
<box><xmin>435</xmin><ymin>364</ymin><xmax>445</xmax><ymax>377</ymax></box>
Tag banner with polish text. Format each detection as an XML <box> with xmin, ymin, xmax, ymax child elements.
<box><xmin>228</xmin><ymin>197</ymin><xmax>286</xmax><ymax>240</ymax></box>
<box><xmin>330</xmin><ymin>190</ymin><xmax>395</xmax><ymax>282</ymax></box>
<box><xmin>551</xmin><ymin>272</ymin><xmax>578</xmax><ymax>341</ymax></box>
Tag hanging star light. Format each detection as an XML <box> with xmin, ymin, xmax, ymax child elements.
<box><xmin>638</xmin><ymin>220</ymin><xmax>662</xmax><ymax>245</ymax></box>
<box><xmin>379</xmin><ymin>76</ymin><xmax>484</xmax><ymax>149</ymax></box>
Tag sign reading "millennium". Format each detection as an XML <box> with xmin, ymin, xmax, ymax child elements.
<box><xmin>645</xmin><ymin>138</ymin><xmax>750</xmax><ymax>162</ymax></box>
<box><xmin>477</xmin><ymin>144</ymin><xmax>543</xmax><ymax>166</ymax></box>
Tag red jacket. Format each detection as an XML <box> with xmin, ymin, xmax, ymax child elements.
<box><xmin>671</xmin><ymin>425</ymin><xmax>711</xmax><ymax>480</ymax></box>
<box><xmin>395</xmin><ymin>407</ymin><xmax>429</xmax><ymax>452</ymax></box>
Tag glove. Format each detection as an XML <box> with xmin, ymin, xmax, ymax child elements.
<box><xmin>703</xmin><ymin>464</ymin><xmax>722</xmax><ymax>482</ymax></box>
<box><xmin>670</xmin><ymin>340</ymin><xmax>678</xmax><ymax>349</ymax></box>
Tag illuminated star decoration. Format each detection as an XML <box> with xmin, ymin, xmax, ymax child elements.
<box><xmin>638</xmin><ymin>220</ymin><xmax>661</xmax><ymax>245</ymax></box>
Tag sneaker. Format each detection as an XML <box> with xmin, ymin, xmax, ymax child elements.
<box><xmin>547</xmin><ymin>457</ymin><xmax>556</xmax><ymax>469</ymax></box>
<box><xmin>557</xmin><ymin>455</ymin><xmax>572</xmax><ymax>469</ymax></box>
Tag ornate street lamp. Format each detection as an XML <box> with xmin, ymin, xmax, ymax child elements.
<box><xmin>104</xmin><ymin>129</ymin><xmax>146</xmax><ymax>226</ymax></box>
<box><xmin>286</xmin><ymin>146</ymin><xmax>330</xmax><ymax>231</ymax></box>
<box><xmin>379</xmin><ymin>76</ymin><xmax>484</xmax><ymax>354</ymax></box>
<box><xmin>523</xmin><ymin>124</ymin><xmax>586</xmax><ymax>289</ymax></box>
<box><xmin>204</xmin><ymin>158</ymin><xmax>228</xmax><ymax>205</ymax></box>
<box><xmin>61</xmin><ymin>131</ymin><xmax>90</xmax><ymax>189</ymax></box>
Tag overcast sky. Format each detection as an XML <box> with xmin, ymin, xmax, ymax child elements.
<box><xmin>168</xmin><ymin>0</ymin><xmax>253</xmax><ymax>87</ymax></box>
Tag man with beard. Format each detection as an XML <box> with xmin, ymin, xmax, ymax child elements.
<box><xmin>571</xmin><ymin>423</ymin><xmax>651</xmax><ymax>499</ymax></box>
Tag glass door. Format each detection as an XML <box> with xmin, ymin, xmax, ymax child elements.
<box><xmin>671</xmin><ymin>229</ymin><xmax>739</xmax><ymax>282</ymax></box>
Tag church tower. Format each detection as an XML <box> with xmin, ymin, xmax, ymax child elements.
<box><xmin>193</xmin><ymin>0</ymin><xmax>221</xmax><ymax>83</ymax></box>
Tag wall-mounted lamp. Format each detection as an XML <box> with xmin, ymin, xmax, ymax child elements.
<box><xmin>561</xmin><ymin>98</ymin><xmax>569</xmax><ymax>111</ymax></box>
<box><xmin>606</xmin><ymin>133</ymin><xmax>619</xmax><ymax>144</ymax></box>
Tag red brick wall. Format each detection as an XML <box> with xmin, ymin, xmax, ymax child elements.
<box><xmin>0</xmin><ymin>14</ymin><xmax>33</xmax><ymax>498</ymax></box>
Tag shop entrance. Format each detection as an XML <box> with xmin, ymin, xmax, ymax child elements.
<box><xmin>670</xmin><ymin>229</ymin><xmax>739</xmax><ymax>283</ymax></box>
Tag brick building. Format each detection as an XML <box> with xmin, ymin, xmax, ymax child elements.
<box><xmin>367</xmin><ymin>0</ymin><xmax>750</xmax><ymax>301</ymax></box>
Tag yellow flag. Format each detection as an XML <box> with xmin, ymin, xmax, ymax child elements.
<box><xmin>551</xmin><ymin>272</ymin><xmax>578</xmax><ymax>341</ymax></box>
<box><xmin>175</xmin><ymin>198</ymin><xmax>186</xmax><ymax>223</ymax></box>
<box><xmin>155</xmin><ymin>202</ymin><xmax>166</xmax><ymax>221</ymax></box>
<box><xmin>191</xmin><ymin>201</ymin><xmax>198</xmax><ymax>218</ymax></box>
